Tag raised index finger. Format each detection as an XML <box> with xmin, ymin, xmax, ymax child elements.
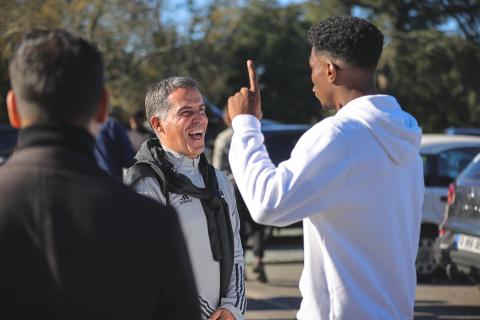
<box><xmin>247</xmin><ymin>59</ymin><xmax>258</xmax><ymax>93</ymax></box>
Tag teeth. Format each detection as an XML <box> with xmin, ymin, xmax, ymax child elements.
<box><xmin>188</xmin><ymin>130</ymin><xmax>203</xmax><ymax>135</ymax></box>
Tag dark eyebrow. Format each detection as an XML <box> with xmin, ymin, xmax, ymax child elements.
<box><xmin>177</xmin><ymin>104</ymin><xmax>206</xmax><ymax>112</ymax></box>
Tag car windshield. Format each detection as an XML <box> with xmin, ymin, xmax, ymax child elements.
<box><xmin>437</xmin><ymin>149</ymin><xmax>479</xmax><ymax>179</ymax></box>
<box><xmin>459</xmin><ymin>153</ymin><xmax>480</xmax><ymax>179</ymax></box>
<box><xmin>422</xmin><ymin>148</ymin><xmax>480</xmax><ymax>187</ymax></box>
<box><xmin>264</xmin><ymin>130</ymin><xmax>305</xmax><ymax>165</ymax></box>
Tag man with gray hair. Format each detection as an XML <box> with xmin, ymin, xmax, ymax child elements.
<box><xmin>124</xmin><ymin>77</ymin><xmax>246</xmax><ymax>320</ymax></box>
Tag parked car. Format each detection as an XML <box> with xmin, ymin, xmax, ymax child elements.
<box><xmin>435</xmin><ymin>153</ymin><xmax>480</xmax><ymax>283</ymax></box>
<box><xmin>417</xmin><ymin>134</ymin><xmax>480</xmax><ymax>280</ymax></box>
<box><xmin>0</xmin><ymin>124</ymin><xmax>19</xmax><ymax>165</ymax></box>
<box><xmin>444</xmin><ymin>127</ymin><xmax>480</xmax><ymax>136</ymax></box>
<box><xmin>255</xmin><ymin>123</ymin><xmax>311</xmax><ymax>237</ymax></box>
<box><xmin>263</xmin><ymin>124</ymin><xmax>310</xmax><ymax>165</ymax></box>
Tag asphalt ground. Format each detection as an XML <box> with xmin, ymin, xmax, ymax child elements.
<box><xmin>243</xmin><ymin>232</ymin><xmax>480</xmax><ymax>320</ymax></box>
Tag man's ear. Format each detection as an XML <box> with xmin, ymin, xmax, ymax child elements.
<box><xmin>6</xmin><ymin>90</ymin><xmax>22</xmax><ymax>129</ymax></box>
<box><xmin>326</xmin><ymin>61</ymin><xmax>337</xmax><ymax>84</ymax></box>
<box><xmin>149</xmin><ymin>115</ymin><xmax>164</xmax><ymax>135</ymax></box>
<box><xmin>94</xmin><ymin>88</ymin><xmax>109</xmax><ymax>123</ymax></box>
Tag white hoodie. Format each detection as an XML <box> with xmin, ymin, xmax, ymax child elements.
<box><xmin>229</xmin><ymin>95</ymin><xmax>424</xmax><ymax>319</ymax></box>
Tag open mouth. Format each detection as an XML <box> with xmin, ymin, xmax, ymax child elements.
<box><xmin>188</xmin><ymin>129</ymin><xmax>204</xmax><ymax>140</ymax></box>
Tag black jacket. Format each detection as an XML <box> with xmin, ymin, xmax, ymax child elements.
<box><xmin>124</xmin><ymin>139</ymin><xmax>234</xmax><ymax>299</ymax></box>
<box><xmin>0</xmin><ymin>124</ymin><xmax>200</xmax><ymax>320</ymax></box>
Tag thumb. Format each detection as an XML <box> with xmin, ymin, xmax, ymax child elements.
<box><xmin>208</xmin><ymin>309</ymin><xmax>222</xmax><ymax>320</ymax></box>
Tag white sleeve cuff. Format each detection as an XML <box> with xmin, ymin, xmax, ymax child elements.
<box><xmin>231</xmin><ymin>114</ymin><xmax>261</xmax><ymax>131</ymax></box>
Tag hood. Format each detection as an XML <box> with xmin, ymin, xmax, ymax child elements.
<box><xmin>338</xmin><ymin>95</ymin><xmax>422</xmax><ymax>164</ymax></box>
<box><xmin>135</xmin><ymin>138</ymin><xmax>159</xmax><ymax>164</ymax></box>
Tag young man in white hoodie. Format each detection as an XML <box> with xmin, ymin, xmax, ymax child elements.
<box><xmin>227</xmin><ymin>16</ymin><xmax>424</xmax><ymax>319</ymax></box>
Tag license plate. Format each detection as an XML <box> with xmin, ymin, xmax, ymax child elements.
<box><xmin>457</xmin><ymin>234</ymin><xmax>480</xmax><ymax>254</ymax></box>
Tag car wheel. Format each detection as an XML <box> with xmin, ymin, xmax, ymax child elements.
<box><xmin>416</xmin><ymin>233</ymin><xmax>440</xmax><ymax>281</ymax></box>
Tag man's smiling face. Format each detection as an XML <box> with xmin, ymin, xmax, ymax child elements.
<box><xmin>158</xmin><ymin>87</ymin><xmax>208</xmax><ymax>159</ymax></box>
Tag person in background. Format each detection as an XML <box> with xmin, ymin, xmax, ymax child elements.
<box><xmin>124</xmin><ymin>77</ymin><xmax>246</xmax><ymax>320</ymax></box>
<box><xmin>0</xmin><ymin>29</ymin><xmax>200</xmax><ymax>320</ymax></box>
<box><xmin>128</xmin><ymin>109</ymin><xmax>152</xmax><ymax>152</ymax></box>
<box><xmin>93</xmin><ymin>107</ymin><xmax>135</xmax><ymax>181</ymax></box>
<box><xmin>227</xmin><ymin>16</ymin><xmax>424</xmax><ymax>319</ymax></box>
<box><xmin>212</xmin><ymin>109</ymin><xmax>268</xmax><ymax>283</ymax></box>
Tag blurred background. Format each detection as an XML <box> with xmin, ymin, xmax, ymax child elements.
<box><xmin>0</xmin><ymin>0</ymin><xmax>479</xmax><ymax>131</ymax></box>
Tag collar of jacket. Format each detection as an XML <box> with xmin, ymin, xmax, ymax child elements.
<box><xmin>162</xmin><ymin>145</ymin><xmax>202</xmax><ymax>170</ymax></box>
<box><xmin>16</xmin><ymin>122</ymin><xmax>95</xmax><ymax>160</ymax></box>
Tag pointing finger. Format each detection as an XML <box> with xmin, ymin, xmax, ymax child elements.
<box><xmin>247</xmin><ymin>59</ymin><xmax>258</xmax><ymax>93</ymax></box>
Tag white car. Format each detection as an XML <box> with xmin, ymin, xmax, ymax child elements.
<box><xmin>417</xmin><ymin>134</ymin><xmax>480</xmax><ymax>280</ymax></box>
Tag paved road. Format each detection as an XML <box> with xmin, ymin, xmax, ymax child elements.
<box><xmin>244</xmin><ymin>234</ymin><xmax>480</xmax><ymax>320</ymax></box>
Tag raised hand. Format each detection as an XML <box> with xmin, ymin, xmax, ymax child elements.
<box><xmin>227</xmin><ymin>59</ymin><xmax>263</xmax><ymax>121</ymax></box>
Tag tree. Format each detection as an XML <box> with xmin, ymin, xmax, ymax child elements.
<box><xmin>351</xmin><ymin>0</ymin><xmax>480</xmax><ymax>132</ymax></box>
<box><xmin>183</xmin><ymin>0</ymin><xmax>322</xmax><ymax>123</ymax></box>
<box><xmin>0</xmin><ymin>0</ymin><xmax>171</xmax><ymax>122</ymax></box>
<box><xmin>352</xmin><ymin>0</ymin><xmax>480</xmax><ymax>41</ymax></box>
<box><xmin>2</xmin><ymin>0</ymin><xmax>478</xmax><ymax>130</ymax></box>
<box><xmin>378</xmin><ymin>30</ymin><xmax>480</xmax><ymax>132</ymax></box>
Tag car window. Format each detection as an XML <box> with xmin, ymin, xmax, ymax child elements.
<box><xmin>437</xmin><ymin>148</ymin><xmax>479</xmax><ymax>179</ymax></box>
<box><xmin>422</xmin><ymin>154</ymin><xmax>430</xmax><ymax>176</ymax></box>
<box><xmin>264</xmin><ymin>131</ymin><xmax>304</xmax><ymax>165</ymax></box>
<box><xmin>423</xmin><ymin>148</ymin><xmax>480</xmax><ymax>187</ymax></box>
<box><xmin>459</xmin><ymin>153</ymin><xmax>480</xmax><ymax>179</ymax></box>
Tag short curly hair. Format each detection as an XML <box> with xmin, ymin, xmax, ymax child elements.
<box><xmin>308</xmin><ymin>16</ymin><xmax>384</xmax><ymax>69</ymax></box>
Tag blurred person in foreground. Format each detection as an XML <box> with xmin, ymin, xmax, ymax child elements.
<box><xmin>227</xmin><ymin>16</ymin><xmax>424</xmax><ymax>319</ymax></box>
<box><xmin>124</xmin><ymin>77</ymin><xmax>246</xmax><ymax>320</ymax></box>
<box><xmin>0</xmin><ymin>29</ymin><xmax>200</xmax><ymax>320</ymax></box>
<box><xmin>212</xmin><ymin>110</ymin><xmax>268</xmax><ymax>283</ymax></box>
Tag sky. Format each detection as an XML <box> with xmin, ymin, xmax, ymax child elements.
<box><xmin>161</xmin><ymin>0</ymin><xmax>307</xmax><ymax>27</ymax></box>
<box><xmin>160</xmin><ymin>0</ymin><xmax>459</xmax><ymax>35</ymax></box>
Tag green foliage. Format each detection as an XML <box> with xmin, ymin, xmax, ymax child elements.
<box><xmin>378</xmin><ymin>30</ymin><xmax>480</xmax><ymax>132</ymax></box>
<box><xmin>198</xmin><ymin>0</ymin><xmax>321</xmax><ymax>122</ymax></box>
<box><xmin>1</xmin><ymin>0</ymin><xmax>479</xmax><ymax>130</ymax></box>
<box><xmin>0</xmin><ymin>0</ymin><xmax>163</xmax><ymax>120</ymax></box>
<box><xmin>354</xmin><ymin>0</ymin><xmax>480</xmax><ymax>131</ymax></box>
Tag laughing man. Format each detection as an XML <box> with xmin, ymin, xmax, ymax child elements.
<box><xmin>124</xmin><ymin>77</ymin><xmax>246</xmax><ymax>320</ymax></box>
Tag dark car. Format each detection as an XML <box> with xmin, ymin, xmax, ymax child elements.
<box><xmin>445</xmin><ymin>127</ymin><xmax>480</xmax><ymax>137</ymax></box>
<box><xmin>435</xmin><ymin>153</ymin><xmax>480</xmax><ymax>283</ymax></box>
<box><xmin>263</xmin><ymin>124</ymin><xmax>310</xmax><ymax>165</ymax></box>
<box><xmin>0</xmin><ymin>124</ymin><xmax>19</xmax><ymax>165</ymax></box>
<box><xmin>260</xmin><ymin>124</ymin><xmax>311</xmax><ymax>235</ymax></box>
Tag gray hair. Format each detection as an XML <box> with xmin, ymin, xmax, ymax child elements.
<box><xmin>145</xmin><ymin>76</ymin><xmax>200</xmax><ymax>123</ymax></box>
